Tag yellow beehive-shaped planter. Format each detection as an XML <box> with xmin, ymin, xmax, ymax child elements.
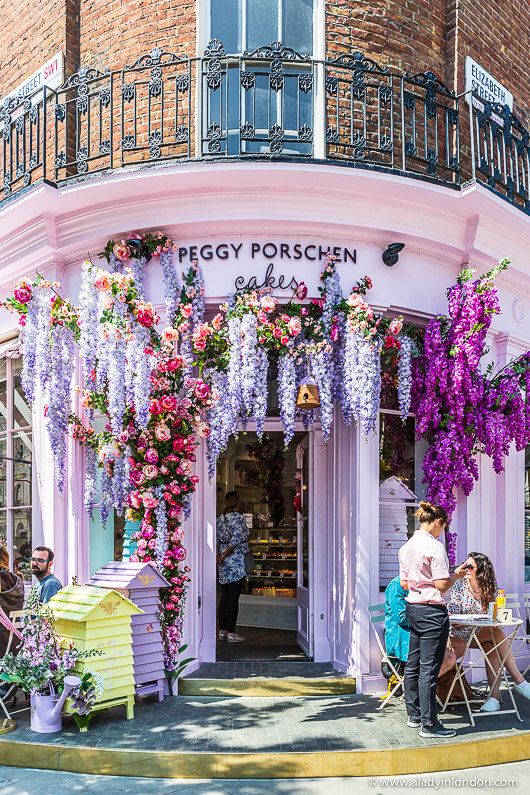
<box><xmin>47</xmin><ymin>585</ymin><xmax>143</xmax><ymax>723</ymax></box>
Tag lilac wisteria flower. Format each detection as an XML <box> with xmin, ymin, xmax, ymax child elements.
<box><xmin>130</xmin><ymin>256</ymin><xmax>147</xmax><ymax>297</ymax></box>
<box><xmin>278</xmin><ymin>355</ymin><xmax>297</xmax><ymax>446</ymax></box>
<box><xmin>358</xmin><ymin>337</ymin><xmax>382</xmax><ymax>436</ymax></box>
<box><xmin>340</xmin><ymin>328</ymin><xmax>361</xmax><ymax>426</ymax></box>
<box><xmin>397</xmin><ymin>335</ymin><xmax>413</xmax><ymax>422</ymax></box>
<box><xmin>78</xmin><ymin>261</ymin><xmax>100</xmax><ymax>386</ymax></box>
<box><xmin>34</xmin><ymin>286</ymin><xmax>52</xmax><ymax>391</ymax></box>
<box><xmin>84</xmin><ymin>445</ymin><xmax>97</xmax><ymax>517</ymax></box>
<box><xmin>312</xmin><ymin>347</ymin><xmax>333</xmax><ymax>441</ymax></box>
<box><xmin>253</xmin><ymin>346</ymin><xmax>269</xmax><ymax>438</ymax></box>
<box><xmin>241</xmin><ymin>313</ymin><xmax>258</xmax><ymax>415</ymax></box>
<box><xmin>107</xmin><ymin>322</ymin><xmax>127</xmax><ymax>436</ymax></box>
<box><xmin>154</xmin><ymin>485</ymin><xmax>168</xmax><ymax>569</ymax></box>
<box><xmin>160</xmin><ymin>249</ymin><xmax>180</xmax><ymax>323</ymax></box>
<box><xmin>46</xmin><ymin>325</ymin><xmax>75</xmax><ymax>490</ymax></box>
<box><xmin>206</xmin><ymin>370</ymin><xmax>232</xmax><ymax>478</ymax></box>
<box><xmin>227</xmin><ymin>316</ymin><xmax>243</xmax><ymax>421</ymax></box>
<box><xmin>20</xmin><ymin>290</ymin><xmax>39</xmax><ymax>403</ymax></box>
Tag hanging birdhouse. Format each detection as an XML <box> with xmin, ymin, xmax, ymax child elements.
<box><xmin>296</xmin><ymin>377</ymin><xmax>320</xmax><ymax>409</ymax></box>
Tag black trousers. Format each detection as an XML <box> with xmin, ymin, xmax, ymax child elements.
<box><xmin>404</xmin><ymin>602</ymin><xmax>449</xmax><ymax>727</ymax></box>
<box><xmin>218</xmin><ymin>577</ymin><xmax>246</xmax><ymax>633</ymax></box>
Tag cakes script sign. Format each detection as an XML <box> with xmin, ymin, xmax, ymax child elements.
<box><xmin>175</xmin><ymin>238</ymin><xmax>358</xmax><ymax>294</ymax></box>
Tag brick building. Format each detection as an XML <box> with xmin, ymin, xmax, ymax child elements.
<box><xmin>0</xmin><ymin>1</ymin><xmax>528</xmax><ymax>683</ymax></box>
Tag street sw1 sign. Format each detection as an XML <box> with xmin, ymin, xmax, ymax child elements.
<box><xmin>1</xmin><ymin>52</ymin><xmax>64</xmax><ymax>109</ymax></box>
<box><xmin>464</xmin><ymin>56</ymin><xmax>514</xmax><ymax>110</ymax></box>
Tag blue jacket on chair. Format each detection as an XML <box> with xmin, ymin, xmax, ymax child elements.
<box><xmin>384</xmin><ymin>575</ymin><xmax>410</xmax><ymax>662</ymax></box>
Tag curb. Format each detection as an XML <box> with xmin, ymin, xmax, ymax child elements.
<box><xmin>0</xmin><ymin>733</ymin><xmax>529</xmax><ymax>778</ymax></box>
<box><xmin>178</xmin><ymin>677</ymin><xmax>357</xmax><ymax>697</ymax></box>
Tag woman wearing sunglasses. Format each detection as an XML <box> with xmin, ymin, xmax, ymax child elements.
<box><xmin>448</xmin><ymin>552</ymin><xmax>530</xmax><ymax>712</ymax></box>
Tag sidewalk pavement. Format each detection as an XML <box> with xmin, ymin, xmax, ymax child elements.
<box><xmin>0</xmin><ymin>762</ymin><xmax>529</xmax><ymax>794</ymax></box>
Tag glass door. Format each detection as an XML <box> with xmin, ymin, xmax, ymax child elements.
<box><xmin>296</xmin><ymin>433</ymin><xmax>312</xmax><ymax>655</ymax></box>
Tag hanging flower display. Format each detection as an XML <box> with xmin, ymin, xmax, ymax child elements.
<box><xmin>412</xmin><ymin>259</ymin><xmax>530</xmax><ymax>561</ymax></box>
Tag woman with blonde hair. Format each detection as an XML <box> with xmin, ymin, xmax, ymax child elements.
<box><xmin>399</xmin><ymin>501</ymin><xmax>466</xmax><ymax>738</ymax></box>
<box><xmin>448</xmin><ymin>552</ymin><xmax>530</xmax><ymax>712</ymax></box>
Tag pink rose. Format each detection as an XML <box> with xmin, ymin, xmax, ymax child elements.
<box><xmin>280</xmin><ymin>335</ymin><xmax>289</xmax><ymax>346</ymax></box>
<box><xmin>162</xmin><ymin>326</ymin><xmax>179</xmax><ymax>343</ymax></box>
<box><xmin>194</xmin><ymin>382</ymin><xmax>210</xmax><ymax>400</ymax></box>
<box><xmin>161</xmin><ymin>396</ymin><xmax>177</xmax><ymax>413</ymax></box>
<box><xmin>145</xmin><ymin>448</ymin><xmax>159</xmax><ymax>463</ymax></box>
<box><xmin>137</xmin><ymin>309</ymin><xmax>154</xmax><ymax>328</ymax></box>
<box><xmin>194</xmin><ymin>338</ymin><xmax>206</xmax><ymax>351</ymax></box>
<box><xmin>389</xmin><ymin>318</ymin><xmax>403</xmax><ymax>336</ymax></box>
<box><xmin>142</xmin><ymin>492</ymin><xmax>159</xmax><ymax>509</ymax></box>
<box><xmin>149</xmin><ymin>399</ymin><xmax>162</xmax><ymax>415</ymax></box>
<box><xmin>137</xmin><ymin>538</ymin><xmax>147</xmax><ymax>550</ymax></box>
<box><xmin>287</xmin><ymin>317</ymin><xmax>302</xmax><ymax>336</ymax></box>
<box><xmin>173</xmin><ymin>438</ymin><xmax>186</xmax><ymax>452</ymax></box>
<box><xmin>180</xmin><ymin>303</ymin><xmax>193</xmax><ymax>318</ymax></box>
<box><xmin>143</xmin><ymin>464</ymin><xmax>159</xmax><ymax>479</ymax></box>
<box><xmin>257</xmin><ymin>310</ymin><xmax>267</xmax><ymax>323</ymax></box>
<box><xmin>130</xmin><ymin>469</ymin><xmax>145</xmax><ymax>485</ymax></box>
<box><xmin>94</xmin><ymin>269</ymin><xmax>112</xmax><ymax>291</ymax></box>
<box><xmin>113</xmin><ymin>242</ymin><xmax>131</xmax><ymax>262</ymax></box>
<box><xmin>296</xmin><ymin>282</ymin><xmax>308</xmax><ymax>299</ymax></box>
<box><xmin>142</xmin><ymin>526</ymin><xmax>155</xmax><ymax>540</ymax></box>
<box><xmin>155</xmin><ymin>424</ymin><xmax>171</xmax><ymax>442</ymax></box>
<box><xmin>273</xmin><ymin>326</ymin><xmax>282</xmax><ymax>339</ymax></box>
<box><xmin>14</xmin><ymin>285</ymin><xmax>32</xmax><ymax>304</ymax></box>
<box><xmin>261</xmin><ymin>296</ymin><xmax>276</xmax><ymax>313</ymax></box>
<box><xmin>212</xmin><ymin>313</ymin><xmax>223</xmax><ymax>330</ymax></box>
<box><xmin>168</xmin><ymin>507</ymin><xmax>182</xmax><ymax>519</ymax></box>
<box><xmin>147</xmin><ymin>539</ymin><xmax>156</xmax><ymax>549</ymax></box>
<box><xmin>165</xmin><ymin>357</ymin><xmax>184</xmax><ymax>372</ymax></box>
<box><xmin>174</xmin><ymin>547</ymin><xmax>186</xmax><ymax>561</ymax></box>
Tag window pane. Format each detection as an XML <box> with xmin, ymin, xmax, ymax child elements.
<box><xmin>524</xmin><ymin>445</ymin><xmax>530</xmax><ymax>582</ymax></box>
<box><xmin>211</xmin><ymin>0</ymin><xmax>242</xmax><ymax>53</ymax></box>
<box><xmin>247</xmin><ymin>0</ymin><xmax>278</xmax><ymax>52</ymax></box>
<box><xmin>283</xmin><ymin>0</ymin><xmax>313</xmax><ymax>54</ymax></box>
<box><xmin>12</xmin><ymin>358</ymin><xmax>31</xmax><ymax>429</ymax></box>
<box><xmin>13</xmin><ymin>507</ymin><xmax>32</xmax><ymax>582</ymax></box>
<box><xmin>0</xmin><ymin>436</ymin><xmax>6</xmax><ymax>508</ymax></box>
<box><xmin>0</xmin><ymin>511</ymin><xmax>6</xmax><ymax>549</ymax></box>
<box><xmin>0</xmin><ymin>359</ymin><xmax>6</xmax><ymax>433</ymax></box>
<box><xmin>13</xmin><ymin>432</ymin><xmax>32</xmax><ymax>507</ymax></box>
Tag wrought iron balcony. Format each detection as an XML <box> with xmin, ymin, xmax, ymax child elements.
<box><xmin>0</xmin><ymin>41</ymin><xmax>528</xmax><ymax>214</ymax></box>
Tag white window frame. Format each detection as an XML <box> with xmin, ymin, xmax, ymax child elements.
<box><xmin>0</xmin><ymin>354</ymin><xmax>33</xmax><ymax>575</ymax></box>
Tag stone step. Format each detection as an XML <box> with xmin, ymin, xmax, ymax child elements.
<box><xmin>178</xmin><ymin>676</ymin><xmax>357</xmax><ymax>696</ymax></box>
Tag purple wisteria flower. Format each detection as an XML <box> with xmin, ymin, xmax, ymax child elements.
<box><xmin>130</xmin><ymin>256</ymin><xmax>147</xmax><ymax>297</ymax></box>
<box><xmin>78</xmin><ymin>262</ymin><xmax>100</xmax><ymax>387</ymax></box>
<box><xmin>84</xmin><ymin>445</ymin><xmax>97</xmax><ymax>517</ymax></box>
<box><xmin>20</xmin><ymin>290</ymin><xmax>39</xmax><ymax>403</ymax></box>
<box><xmin>358</xmin><ymin>337</ymin><xmax>382</xmax><ymax>436</ymax></box>
<box><xmin>107</xmin><ymin>303</ymin><xmax>127</xmax><ymax>435</ymax></box>
<box><xmin>340</xmin><ymin>328</ymin><xmax>361</xmax><ymax>426</ymax></box>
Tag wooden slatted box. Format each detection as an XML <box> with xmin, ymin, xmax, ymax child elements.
<box><xmin>89</xmin><ymin>562</ymin><xmax>168</xmax><ymax>701</ymax></box>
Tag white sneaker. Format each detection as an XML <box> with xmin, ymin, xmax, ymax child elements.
<box><xmin>480</xmin><ymin>696</ymin><xmax>500</xmax><ymax>712</ymax></box>
<box><xmin>514</xmin><ymin>681</ymin><xmax>530</xmax><ymax>699</ymax></box>
<box><xmin>226</xmin><ymin>633</ymin><xmax>246</xmax><ymax>643</ymax></box>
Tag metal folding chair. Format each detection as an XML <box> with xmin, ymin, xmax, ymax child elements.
<box><xmin>0</xmin><ymin>606</ymin><xmax>23</xmax><ymax>722</ymax></box>
<box><xmin>368</xmin><ymin>603</ymin><xmax>405</xmax><ymax>709</ymax></box>
<box><xmin>522</xmin><ymin>594</ymin><xmax>530</xmax><ymax>677</ymax></box>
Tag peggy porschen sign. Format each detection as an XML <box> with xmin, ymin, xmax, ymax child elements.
<box><xmin>176</xmin><ymin>240</ymin><xmax>357</xmax><ymax>292</ymax></box>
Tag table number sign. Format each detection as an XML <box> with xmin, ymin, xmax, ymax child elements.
<box><xmin>497</xmin><ymin>608</ymin><xmax>513</xmax><ymax>624</ymax></box>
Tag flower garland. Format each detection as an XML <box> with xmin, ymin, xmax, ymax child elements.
<box><xmin>397</xmin><ymin>335</ymin><xmax>414</xmax><ymax>422</ymax></box>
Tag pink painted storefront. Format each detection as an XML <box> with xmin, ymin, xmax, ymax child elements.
<box><xmin>0</xmin><ymin>158</ymin><xmax>529</xmax><ymax>686</ymax></box>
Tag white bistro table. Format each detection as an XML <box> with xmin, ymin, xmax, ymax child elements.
<box><xmin>442</xmin><ymin>614</ymin><xmax>523</xmax><ymax>727</ymax></box>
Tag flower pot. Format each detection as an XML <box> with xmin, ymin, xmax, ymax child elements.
<box><xmin>30</xmin><ymin>693</ymin><xmax>62</xmax><ymax>734</ymax></box>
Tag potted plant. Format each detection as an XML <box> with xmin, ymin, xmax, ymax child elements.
<box><xmin>165</xmin><ymin>643</ymin><xmax>194</xmax><ymax>696</ymax></box>
<box><xmin>0</xmin><ymin>589</ymin><xmax>99</xmax><ymax>733</ymax></box>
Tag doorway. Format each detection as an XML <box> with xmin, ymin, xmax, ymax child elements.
<box><xmin>215</xmin><ymin>429</ymin><xmax>311</xmax><ymax>661</ymax></box>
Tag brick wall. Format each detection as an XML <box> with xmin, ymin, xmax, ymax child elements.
<box><xmin>445</xmin><ymin>0</ymin><xmax>529</xmax><ymax>126</ymax></box>
<box><xmin>80</xmin><ymin>0</ymin><xmax>196</xmax><ymax>71</ymax></box>
<box><xmin>0</xmin><ymin>0</ymin><xmax>78</xmax><ymax>98</ymax></box>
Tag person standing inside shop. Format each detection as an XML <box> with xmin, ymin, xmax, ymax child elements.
<box><xmin>216</xmin><ymin>491</ymin><xmax>249</xmax><ymax>643</ymax></box>
<box><xmin>399</xmin><ymin>501</ymin><xmax>466</xmax><ymax>738</ymax></box>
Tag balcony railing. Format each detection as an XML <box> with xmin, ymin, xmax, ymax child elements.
<box><xmin>0</xmin><ymin>41</ymin><xmax>528</xmax><ymax>214</ymax></box>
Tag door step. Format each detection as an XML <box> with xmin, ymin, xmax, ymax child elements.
<box><xmin>178</xmin><ymin>676</ymin><xmax>356</xmax><ymax>697</ymax></box>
